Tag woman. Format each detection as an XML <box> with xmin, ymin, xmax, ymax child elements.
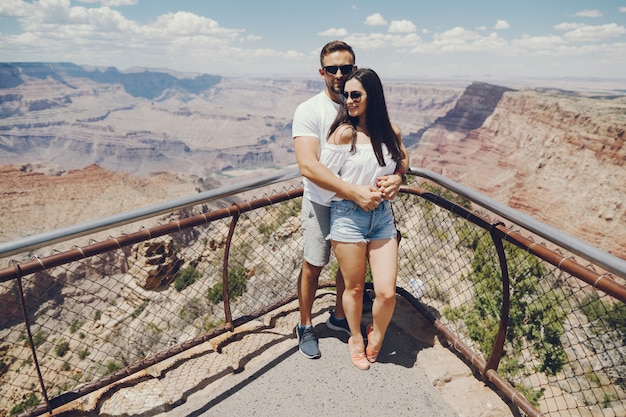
<box><xmin>322</xmin><ymin>68</ymin><xmax>405</xmax><ymax>370</ymax></box>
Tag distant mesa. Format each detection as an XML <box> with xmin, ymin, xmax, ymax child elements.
<box><xmin>0</xmin><ymin>62</ymin><xmax>222</xmax><ymax>100</ymax></box>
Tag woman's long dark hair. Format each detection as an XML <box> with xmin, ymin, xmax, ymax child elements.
<box><xmin>328</xmin><ymin>68</ymin><xmax>405</xmax><ymax>166</ymax></box>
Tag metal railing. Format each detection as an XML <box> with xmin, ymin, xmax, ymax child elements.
<box><xmin>0</xmin><ymin>168</ymin><xmax>624</xmax><ymax>417</ymax></box>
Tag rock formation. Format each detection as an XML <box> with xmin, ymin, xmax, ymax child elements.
<box><xmin>415</xmin><ymin>82</ymin><xmax>625</xmax><ymax>259</ymax></box>
<box><xmin>127</xmin><ymin>237</ymin><xmax>181</xmax><ymax>290</ymax></box>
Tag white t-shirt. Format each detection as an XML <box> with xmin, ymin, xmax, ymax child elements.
<box><xmin>292</xmin><ymin>91</ymin><xmax>340</xmax><ymax>206</ymax></box>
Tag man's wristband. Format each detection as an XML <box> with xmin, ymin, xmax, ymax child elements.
<box><xmin>394</xmin><ymin>168</ymin><xmax>407</xmax><ymax>183</ymax></box>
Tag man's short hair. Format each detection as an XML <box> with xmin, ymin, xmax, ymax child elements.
<box><xmin>319</xmin><ymin>40</ymin><xmax>355</xmax><ymax>67</ymax></box>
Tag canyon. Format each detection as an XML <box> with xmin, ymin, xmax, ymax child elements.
<box><xmin>0</xmin><ymin>63</ymin><xmax>624</xmax><ymax>417</ymax></box>
<box><xmin>0</xmin><ymin>63</ymin><xmax>624</xmax><ymax>261</ymax></box>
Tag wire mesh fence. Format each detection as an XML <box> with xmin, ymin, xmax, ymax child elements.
<box><xmin>0</xmin><ymin>174</ymin><xmax>624</xmax><ymax>417</ymax></box>
<box><xmin>391</xmin><ymin>180</ymin><xmax>626</xmax><ymax>417</ymax></box>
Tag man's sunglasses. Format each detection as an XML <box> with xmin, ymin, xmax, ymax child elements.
<box><xmin>323</xmin><ymin>65</ymin><xmax>354</xmax><ymax>75</ymax></box>
<box><xmin>342</xmin><ymin>91</ymin><xmax>365</xmax><ymax>101</ymax></box>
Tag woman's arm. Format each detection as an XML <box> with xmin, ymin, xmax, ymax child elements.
<box><xmin>377</xmin><ymin>123</ymin><xmax>409</xmax><ymax>200</ymax></box>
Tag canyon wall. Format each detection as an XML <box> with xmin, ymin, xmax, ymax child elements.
<box><xmin>415</xmin><ymin>82</ymin><xmax>625</xmax><ymax>259</ymax></box>
<box><xmin>0</xmin><ymin>63</ymin><xmax>624</xmax><ymax>260</ymax></box>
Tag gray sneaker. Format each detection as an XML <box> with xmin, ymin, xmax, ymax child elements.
<box><xmin>325</xmin><ymin>309</ymin><xmax>351</xmax><ymax>335</ymax></box>
<box><xmin>325</xmin><ymin>310</ymin><xmax>368</xmax><ymax>340</ymax></box>
<box><xmin>295</xmin><ymin>325</ymin><xmax>321</xmax><ymax>359</ymax></box>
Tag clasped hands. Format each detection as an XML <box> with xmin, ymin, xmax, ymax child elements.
<box><xmin>355</xmin><ymin>174</ymin><xmax>403</xmax><ymax>212</ymax></box>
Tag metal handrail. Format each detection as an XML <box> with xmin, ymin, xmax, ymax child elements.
<box><xmin>2</xmin><ymin>166</ymin><xmax>623</xmax><ymax>280</ymax></box>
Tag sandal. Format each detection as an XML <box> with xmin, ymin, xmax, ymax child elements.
<box><xmin>348</xmin><ymin>337</ymin><xmax>370</xmax><ymax>370</ymax></box>
<box><xmin>365</xmin><ymin>324</ymin><xmax>380</xmax><ymax>363</ymax></box>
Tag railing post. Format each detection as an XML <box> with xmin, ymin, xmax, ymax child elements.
<box><xmin>485</xmin><ymin>224</ymin><xmax>511</xmax><ymax>372</ymax></box>
<box><xmin>13</xmin><ymin>263</ymin><xmax>51</xmax><ymax>414</ymax></box>
<box><xmin>222</xmin><ymin>204</ymin><xmax>241</xmax><ymax>329</ymax></box>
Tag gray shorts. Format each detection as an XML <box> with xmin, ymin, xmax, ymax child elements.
<box><xmin>301</xmin><ymin>198</ymin><xmax>331</xmax><ymax>267</ymax></box>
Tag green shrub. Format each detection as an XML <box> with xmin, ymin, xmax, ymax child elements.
<box><xmin>69</xmin><ymin>319</ymin><xmax>83</xmax><ymax>334</ymax></box>
<box><xmin>180</xmin><ymin>298</ymin><xmax>203</xmax><ymax>321</ymax></box>
<box><xmin>55</xmin><ymin>339</ymin><xmax>70</xmax><ymax>357</ymax></box>
<box><xmin>104</xmin><ymin>360</ymin><xmax>121</xmax><ymax>375</ymax></box>
<box><xmin>32</xmin><ymin>331</ymin><xmax>47</xmax><ymax>347</ymax></box>
<box><xmin>9</xmin><ymin>393</ymin><xmax>39</xmax><ymax>415</ymax></box>
<box><xmin>207</xmin><ymin>266</ymin><xmax>247</xmax><ymax>305</ymax></box>
<box><xmin>133</xmin><ymin>301</ymin><xmax>149</xmax><ymax>317</ymax></box>
<box><xmin>77</xmin><ymin>349</ymin><xmax>90</xmax><ymax>360</ymax></box>
<box><xmin>174</xmin><ymin>265</ymin><xmax>201</xmax><ymax>292</ymax></box>
<box><xmin>581</xmin><ymin>292</ymin><xmax>626</xmax><ymax>341</ymax></box>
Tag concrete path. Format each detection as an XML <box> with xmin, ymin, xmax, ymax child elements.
<box><xmin>65</xmin><ymin>291</ymin><xmax>515</xmax><ymax>417</ymax></box>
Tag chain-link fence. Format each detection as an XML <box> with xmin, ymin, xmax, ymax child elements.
<box><xmin>0</xmin><ymin>171</ymin><xmax>624</xmax><ymax>417</ymax></box>
<box><xmin>391</xmin><ymin>180</ymin><xmax>625</xmax><ymax>417</ymax></box>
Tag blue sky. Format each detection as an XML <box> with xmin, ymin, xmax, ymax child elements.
<box><xmin>1</xmin><ymin>0</ymin><xmax>626</xmax><ymax>82</ymax></box>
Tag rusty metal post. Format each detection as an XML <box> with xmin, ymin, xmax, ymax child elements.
<box><xmin>13</xmin><ymin>263</ymin><xmax>51</xmax><ymax>415</ymax></box>
<box><xmin>485</xmin><ymin>224</ymin><xmax>511</xmax><ymax>372</ymax></box>
<box><xmin>222</xmin><ymin>203</ymin><xmax>241</xmax><ymax>330</ymax></box>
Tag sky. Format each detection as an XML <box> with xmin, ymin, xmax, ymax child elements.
<box><xmin>1</xmin><ymin>0</ymin><xmax>626</xmax><ymax>82</ymax></box>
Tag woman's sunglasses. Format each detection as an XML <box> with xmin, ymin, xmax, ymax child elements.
<box><xmin>323</xmin><ymin>65</ymin><xmax>354</xmax><ymax>75</ymax></box>
<box><xmin>342</xmin><ymin>91</ymin><xmax>365</xmax><ymax>101</ymax></box>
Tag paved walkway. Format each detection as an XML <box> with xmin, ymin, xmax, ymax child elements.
<box><xmin>61</xmin><ymin>291</ymin><xmax>515</xmax><ymax>417</ymax></box>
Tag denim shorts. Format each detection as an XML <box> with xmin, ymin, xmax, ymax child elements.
<box><xmin>329</xmin><ymin>199</ymin><xmax>397</xmax><ymax>243</ymax></box>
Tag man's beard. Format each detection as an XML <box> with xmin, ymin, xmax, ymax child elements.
<box><xmin>328</xmin><ymin>79</ymin><xmax>344</xmax><ymax>95</ymax></box>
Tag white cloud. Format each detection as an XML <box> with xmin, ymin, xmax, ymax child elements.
<box><xmin>574</xmin><ymin>9</ymin><xmax>602</xmax><ymax>18</ymax></box>
<box><xmin>345</xmin><ymin>32</ymin><xmax>421</xmax><ymax>50</ymax></box>
<box><xmin>148</xmin><ymin>12</ymin><xmax>242</xmax><ymax>38</ymax></box>
<box><xmin>562</xmin><ymin>23</ymin><xmax>626</xmax><ymax>42</ymax></box>
<box><xmin>103</xmin><ymin>0</ymin><xmax>138</xmax><ymax>5</ymax></box>
<box><xmin>554</xmin><ymin>22</ymin><xmax>586</xmax><ymax>31</ymax></box>
<box><xmin>494</xmin><ymin>20</ymin><xmax>510</xmax><ymax>30</ymax></box>
<box><xmin>0</xmin><ymin>0</ymin><xmax>31</xmax><ymax>16</ymax></box>
<box><xmin>318</xmin><ymin>27</ymin><xmax>348</xmax><ymax>37</ymax></box>
<box><xmin>77</xmin><ymin>0</ymin><xmax>138</xmax><ymax>5</ymax></box>
<box><xmin>365</xmin><ymin>13</ymin><xmax>387</xmax><ymax>26</ymax></box>
<box><xmin>2</xmin><ymin>0</ymin><xmax>626</xmax><ymax>79</ymax></box>
<box><xmin>0</xmin><ymin>0</ymin><xmax>260</xmax><ymax>71</ymax></box>
<box><xmin>433</xmin><ymin>26</ymin><xmax>480</xmax><ymax>43</ymax></box>
<box><xmin>619</xmin><ymin>7</ymin><xmax>626</xmax><ymax>13</ymax></box>
<box><xmin>388</xmin><ymin>19</ymin><xmax>417</xmax><ymax>33</ymax></box>
<box><xmin>421</xmin><ymin>27</ymin><xmax>482</xmax><ymax>53</ymax></box>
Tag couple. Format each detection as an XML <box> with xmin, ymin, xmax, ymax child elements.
<box><xmin>292</xmin><ymin>40</ymin><xmax>409</xmax><ymax>370</ymax></box>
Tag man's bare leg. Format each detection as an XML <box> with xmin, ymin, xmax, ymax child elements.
<box><xmin>296</xmin><ymin>260</ymin><xmax>323</xmax><ymax>358</ymax></box>
<box><xmin>297</xmin><ymin>260</ymin><xmax>323</xmax><ymax>326</ymax></box>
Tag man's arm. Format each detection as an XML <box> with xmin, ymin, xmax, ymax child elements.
<box><xmin>294</xmin><ymin>135</ymin><xmax>382</xmax><ymax>211</ymax></box>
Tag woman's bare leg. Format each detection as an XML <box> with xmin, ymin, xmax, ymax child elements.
<box><xmin>332</xmin><ymin>240</ymin><xmax>367</xmax><ymax>350</ymax></box>
<box><xmin>367</xmin><ymin>238</ymin><xmax>398</xmax><ymax>352</ymax></box>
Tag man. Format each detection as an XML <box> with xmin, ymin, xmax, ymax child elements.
<box><xmin>292</xmin><ymin>40</ymin><xmax>409</xmax><ymax>359</ymax></box>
